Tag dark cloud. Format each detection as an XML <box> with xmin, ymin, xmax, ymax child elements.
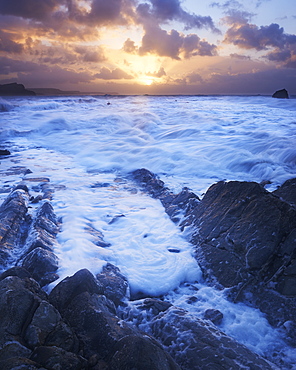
<box><xmin>186</xmin><ymin>72</ymin><xmax>203</xmax><ymax>84</ymax></box>
<box><xmin>74</xmin><ymin>46</ymin><xmax>106</xmax><ymax>62</ymax></box>
<box><xmin>123</xmin><ymin>38</ymin><xmax>138</xmax><ymax>53</ymax></box>
<box><xmin>230</xmin><ymin>53</ymin><xmax>251</xmax><ymax>59</ymax></box>
<box><xmin>95</xmin><ymin>67</ymin><xmax>133</xmax><ymax>80</ymax></box>
<box><xmin>137</xmin><ymin>25</ymin><xmax>217</xmax><ymax>60</ymax></box>
<box><xmin>0</xmin><ymin>30</ymin><xmax>24</xmax><ymax>53</ymax></box>
<box><xmin>137</xmin><ymin>0</ymin><xmax>219</xmax><ymax>32</ymax></box>
<box><xmin>0</xmin><ymin>0</ymin><xmax>64</xmax><ymax>20</ymax></box>
<box><xmin>224</xmin><ymin>19</ymin><xmax>296</xmax><ymax>68</ymax></box>
<box><xmin>147</xmin><ymin>66</ymin><xmax>166</xmax><ymax>78</ymax></box>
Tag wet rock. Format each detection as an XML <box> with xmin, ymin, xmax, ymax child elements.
<box><xmin>183</xmin><ymin>180</ymin><xmax>296</xmax><ymax>289</ymax></box>
<box><xmin>131</xmin><ymin>168</ymin><xmax>168</xmax><ymax>198</ymax></box>
<box><xmin>204</xmin><ymin>308</ymin><xmax>223</xmax><ymax>325</ymax></box>
<box><xmin>0</xmin><ymin>187</ymin><xmax>29</xmax><ymax>267</ymax></box>
<box><xmin>0</xmin><ymin>266</ymin><xmax>31</xmax><ymax>280</ymax></box>
<box><xmin>84</xmin><ymin>223</ymin><xmax>111</xmax><ymax>248</ymax></box>
<box><xmin>24</xmin><ymin>201</ymin><xmax>60</xmax><ymax>253</ymax></box>
<box><xmin>273</xmin><ymin>177</ymin><xmax>296</xmax><ymax>207</ymax></box>
<box><xmin>151</xmin><ymin>307</ymin><xmax>275</xmax><ymax>370</ymax></box>
<box><xmin>0</xmin><ymin>357</ymin><xmax>45</xmax><ymax>370</ymax></box>
<box><xmin>30</xmin><ymin>346</ymin><xmax>87</xmax><ymax>370</ymax></box>
<box><xmin>0</xmin><ymin>149</ymin><xmax>10</xmax><ymax>156</ymax></box>
<box><xmin>21</xmin><ymin>247</ymin><xmax>59</xmax><ymax>287</ymax></box>
<box><xmin>96</xmin><ymin>263</ymin><xmax>129</xmax><ymax>306</ymax></box>
<box><xmin>49</xmin><ymin>269</ymin><xmax>104</xmax><ymax>312</ymax></box>
<box><xmin>272</xmin><ymin>88</ymin><xmax>289</xmax><ymax>99</ymax></box>
<box><xmin>0</xmin><ymin>342</ymin><xmax>32</xmax><ymax>362</ymax></box>
<box><xmin>109</xmin><ymin>334</ymin><xmax>180</xmax><ymax>370</ymax></box>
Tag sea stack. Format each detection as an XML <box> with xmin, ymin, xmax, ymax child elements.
<box><xmin>272</xmin><ymin>88</ymin><xmax>289</xmax><ymax>99</ymax></box>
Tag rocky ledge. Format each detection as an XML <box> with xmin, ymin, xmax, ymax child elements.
<box><xmin>1</xmin><ymin>170</ymin><xmax>295</xmax><ymax>369</ymax></box>
<box><xmin>0</xmin><ymin>83</ymin><xmax>36</xmax><ymax>96</ymax></box>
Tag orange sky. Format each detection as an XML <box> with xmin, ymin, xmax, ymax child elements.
<box><xmin>0</xmin><ymin>0</ymin><xmax>295</xmax><ymax>94</ymax></box>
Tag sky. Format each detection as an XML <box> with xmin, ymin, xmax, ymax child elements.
<box><xmin>0</xmin><ymin>0</ymin><xmax>295</xmax><ymax>95</ymax></box>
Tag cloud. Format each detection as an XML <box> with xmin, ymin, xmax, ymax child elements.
<box><xmin>136</xmin><ymin>0</ymin><xmax>219</xmax><ymax>33</ymax></box>
<box><xmin>0</xmin><ymin>0</ymin><xmax>64</xmax><ymax>20</ymax></box>
<box><xmin>0</xmin><ymin>30</ymin><xmax>24</xmax><ymax>53</ymax></box>
<box><xmin>0</xmin><ymin>56</ymin><xmax>94</xmax><ymax>86</ymax></box>
<box><xmin>74</xmin><ymin>46</ymin><xmax>106</xmax><ymax>62</ymax></box>
<box><xmin>224</xmin><ymin>18</ymin><xmax>296</xmax><ymax>68</ymax></box>
<box><xmin>136</xmin><ymin>24</ymin><xmax>217</xmax><ymax>60</ymax></box>
<box><xmin>186</xmin><ymin>72</ymin><xmax>203</xmax><ymax>84</ymax></box>
<box><xmin>147</xmin><ymin>66</ymin><xmax>166</xmax><ymax>78</ymax></box>
<box><xmin>123</xmin><ymin>38</ymin><xmax>138</xmax><ymax>53</ymax></box>
<box><xmin>95</xmin><ymin>67</ymin><xmax>133</xmax><ymax>80</ymax></box>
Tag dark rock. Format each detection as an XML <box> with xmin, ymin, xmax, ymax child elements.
<box><xmin>61</xmin><ymin>291</ymin><xmax>135</xmax><ymax>360</ymax></box>
<box><xmin>24</xmin><ymin>201</ymin><xmax>60</xmax><ymax>253</ymax></box>
<box><xmin>0</xmin><ymin>357</ymin><xmax>45</xmax><ymax>370</ymax></box>
<box><xmin>0</xmin><ymin>149</ymin><xmax>10</xmax><ymax>156</ymax></box>
<box><xmin>0</xmin><ymin>188</ymin><xmax>29</xmax><ymax>267</ymax></box>
<box><xmin>0</xmin><ymin>266</ymin><xmax>31</xmax><ymax>280</ymax></box>
<box><xmin>132</xmin><ymin>168</ymin><xmax>168</xmax><ymax>198</ymax></box>
<box><xmin>0</xmin><ymin>341</ymin><xmax>32</xmax><ymax>361</ymax></box>
<box><xmin>273</xmin><ymin>177</ymin><xmax>296</xmax><ymax>206</ymax></box>
<box><xmin>49</xmin><ymin>269</ymin><xmax>104</xmax><ymax>312</ymax></box>
<box><xmin>84</xmin><ymin>223</ymin><xmax>111</xmax><ymax>248</ymax></box>
<box><xmin>30</xmin><ymin>346</ymin><xmax>87</xmax><ymax>370</ymax></box>
<box><xmin>109</xmin><ymin>334</ymin><xmax>180</xmax><ymax>370</ymax></box>
<box><xmin>151</xmin><ymin>307</ymin><xmax>275</xmax><ymax>370</ymax></box>
<box><xmin>0</xmin><ymin>276</ymin><xmax>41</xmax><ymax>344</ymax></box>
<box><xmin>0</xmin><ymin>83</ymin><xmax>36</xmax><ymax>96</ymax></box>
<box><xmin>204</xmin><ymin>308</ymin><xmax>223</xmax><ymax>325</ymax></box>
<box><xmin>182</xmin><ymin>180</ymin><xmax>296</xmax><ymax>290</ymax></box>
<box><xmin>21</xmin><ymin>247</ymin><xmax>59</xmax><ymax>287</ymax></box>
<box><xmin>96</xmin><ymin>263</ymin><xmax>129</xmax><ymax>306</ymax></box>
<box><xmin>272</xmin><ymin>88</ymin><xmax>289</xmax><ymax>99</ymax></box>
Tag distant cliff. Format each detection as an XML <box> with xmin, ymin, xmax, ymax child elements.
<box><xmin>0</xmin><ymin>83</ymin><xmax>36</xmax><ymax>96</ymax></box>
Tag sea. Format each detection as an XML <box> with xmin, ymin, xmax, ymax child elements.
<box><xmin>1</xmin><ymin>94</ymin><xmax>296</xmax><ymax>368</ymax></box>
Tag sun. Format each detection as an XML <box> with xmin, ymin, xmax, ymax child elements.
<box><xmin>139</xmin><ymin>76</ymin><xmax>155</xmax><ymax>86</ymax></box>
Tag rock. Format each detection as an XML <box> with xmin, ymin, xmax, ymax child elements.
<box><xmin>49</xmin><ymin>269</ymin><xmax>104</xmax><ymax>312</ymax></box>
<box><xmin>0</xmin><ymin>342</ymin><xmax>32</xmax><ymax>362</ymax></box>
<box><xmin>182</xmin><ymin>180</ymin><xmax>296</xmax><ymax>289</ymax></box>
<box><xmin>151</xmin><ymin>307</ymin><xmax>275</xmax><ymax>370</ymax></box>
<box><xmin>109</xmin><ymin>334</ymin><xmax>180</xmax><ymax>370</ymax></box>
<box><xmin>21</xmin><ymin>247</ymin><xmax>59</xmax><ymax>287</ymax></box>
<box><xmin>0</xmin><ymin>83</ymin><xmax>36</xmax><ymax>96</ymax></box>
<box><xmin>23</xmin><ymin>201</ymin><xmax>60</xmax><ymax>254</ymax></box>
<box><xmin>0</xmin><ymin>188</ymin><xmax>29</xmax><ymax>267</ymax></box>
<box><xmin>204</xmin><ymin>308</ymin><xmax>224</xmax><ymax>325</ymax></box>
<box><xmin>0</xmin><ymin>149</ymin><xmax>10</xmax><ymax>156</ymax></box>
<box><xmin>272</xmin><ymin>88</ymin><xmax>289</xmax><ymax>99</ymax></box>
<box><xmin>0</xmin><ymin>357</ymin><xmax>45</xmax><ymax>370</ymax></box>
<box><xmin>0</xmin><ymin>266</ymin><xmax>31</xmax><ymax>280</ymax></box>
<box><xmin>30</xmin><ymin>346</ymin><xmax>87</xmax><ymax>370</ymax></box>
<box><xmin>273</xmin><ymin>177</ymin><xmax>296</xmax><ymax>206</ymax></box>
<box><xmin>96</xmin><ymin>263</ymin><xmax>129</xmax><ymax>306</ymax></box>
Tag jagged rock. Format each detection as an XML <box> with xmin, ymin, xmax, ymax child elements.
<box><xmin>30</xmin><ymin>346</ymin><xmax>87</xmax><ymax>370</ymax></box>
<box><xmin>0</xmin><ymin>187</ymin><xmax>29</xmax><ymax>267</ymax></box>
<box><xmin>0</xmin><ymin>266</ymin><xmax>31</xmax><ymax>280</ymax></box>
<box><xmin>131</xmin><ymin>168</ymin><xmax>200</xmax><ymax>222</ymax></box>
<box><xmin>24</xmin><ymin>201</ymin><xmax>60</xmax><ymax>253</ymax></box>
<box><xmin>0</xmin><ymin>357</ymin><xmax>45</xmax><ymax>370</ymax></box>
<box><xmin>49</xmin><ymin>269</ymin><xmax>104</xmax><ymax>312</ymax></box>
<box><xmin>96</xmin><ymin>263</ymin><xmax>129</xmax><ymax>306</ymax></box>
<box><xmin>0</xmin><ymin>83</ymin><xmax>36</xmax><ymax>96</ymax></box>
<box><xmin>204</xmin><ymin>308</ymin><xmax>224</xmax><ymax>325</ymax></box>
<box><xmin>0</xmin><ymin>149</ymin><xmax>10</xmax><ymax>156</ymax></box>
<box><xmin>151</xmin><ymin>307</ymin><xmax>275</xmax><ymax>370</ymax></box>
<box><xmin>21</xmin><ymin>247</ymin><xmax>59</xmax><ymax>287</ymax></box>
<box><xmin>0</xmin><ymin>342</ymin><xmax>32</xmax><ymax>362</ymax></box>
<box><xmin>272</xmin><ymin>88</ymin><xmax>289</xmax><ymax>99</ymax></box>
<box><xmin>183</xmin><ymin>180</ymin><xmax>296</xmax><ymax>290</ymax></box>
<box><xmin>84</xmin><ymin>223</ymin><xmax>111</xmax><ymax>248</ymax></box>
<box><xmin>109</xmin><ymin>334</ymin><xmax>180</xmax><ymax>370</ymax></box>
<box><xmin>273</xmin><ymin>177</ymin><xmax>296</xmax><ymax>206</ymax></box>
